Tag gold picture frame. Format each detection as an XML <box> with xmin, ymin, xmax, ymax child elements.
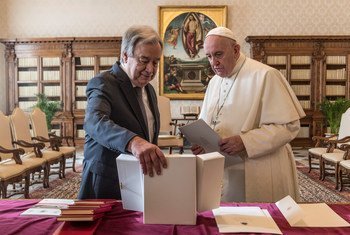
<box><xmin>158</xmin><ymin>5</ymin><xmax>227</xmax><ymax>100</ymax></box>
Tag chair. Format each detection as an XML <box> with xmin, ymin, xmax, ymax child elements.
<box><xmin>0</xmin><ymin>111</ymin><xmax>45</xmax><ymax>198</ymax></box>
<box><xmin>29</xmin><ymin>107</ymin><xmax>76</xmax><ymax>177</ymax></box>
<box><xmin>308</xmin><ymin>111</ymin><xmax>350</xmax><ymax>178</ymax></box>
<box><xmin>320</xmin><ymin>108</ymin><xmax>350</xmax><ymax>189</ymax></box>
<box><xmin>338</xmin><ymin>158</ymin><xmax>350</xmax><ymax>191</ymax></box>
<box><xmin>157</xmin><ymin>96</ymin><xmax>184</xmax><ymax>154</ymax></box>
<box><xmin>10</xmin><ymin>108</ymin><xmax>64</xmax><ymax>187</ymax></box>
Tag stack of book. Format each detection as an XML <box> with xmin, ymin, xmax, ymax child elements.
<box><xmin>20</xmin><ymin>199</ymin><xmax>118</xmax><ymax>222</ymax></box>
<box><xmin>57</xmin><ymin>200</ymin><xmax>117</xmax><ymax>222</ymax></box>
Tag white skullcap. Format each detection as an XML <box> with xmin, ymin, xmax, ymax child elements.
<box><xmin>205</xmin><ymin>26</ymin><xmax>236</xmax><ymax>41</ymax></box>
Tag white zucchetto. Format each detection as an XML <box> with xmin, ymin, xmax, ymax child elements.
<box><xmin>205</xmin><ymin>26</ymin><xmax>236</xmax><ymax>42</ymax></box>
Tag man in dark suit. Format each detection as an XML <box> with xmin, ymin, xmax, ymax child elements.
<box><xmin>78</xmin><ymin>25</ymin><xmax>167</xmax><ymax>199</ymax></box>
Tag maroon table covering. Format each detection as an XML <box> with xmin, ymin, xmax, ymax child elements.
<box><xmin>0</xmin><ymin>200</ymin><xmax>349</xmax><ymax>235</ymax></box>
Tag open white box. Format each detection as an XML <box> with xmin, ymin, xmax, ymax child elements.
<box><xmin>116</xmin><ymin>152</ymin><xmax>224</xmax><ymax>225</ymax></box>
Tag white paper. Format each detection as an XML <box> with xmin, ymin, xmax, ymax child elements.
<box><xmin>37</xmin><ymin>199</ymin><xmax>75</xmax><ymax>205</ymax></box>
<box><xmin>20</xmin><ymin>208</ymin><xmax>61</xmax><ymax>217</ymax></box>
<box><xmin>276</xmin><ymin>195</ymin><xmax>350</xmax><ymax>227</ymax></box>
<box><xmin>179</xmin><ymin>119</ymin><xmax>221</xmax><ymax>154</ymax></box>
<box><xmin>275</xmin><ymin>195</ymin><xmax>304</xmax><ymax>225</ymax></box>
<box><xmin>212</xmin><ymin>206</ymin><xmax>282</xmax><ymax>234</ymax></box>
<box><xmin>179</xmin><ymin>119</ymin><xmax>243</xmax><ymax>167</ymax></box>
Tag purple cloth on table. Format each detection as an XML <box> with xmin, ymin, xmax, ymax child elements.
<box><xmin>0</xmin><ymin>200</ymin><xmax>350</xmax><ymax>235</ymax></box>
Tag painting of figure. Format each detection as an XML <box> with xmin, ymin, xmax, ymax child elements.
<box><xmin>182</xmin><ymin>13</ymin><xmax>202</xmax><ymax>58</ymax></box>
<box><xmin>159</xmin><ymin>6</ymin><xmax>227</xmax><ymax>99</ymax></box>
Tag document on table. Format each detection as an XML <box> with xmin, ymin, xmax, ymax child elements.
<box><xmin>212</xmin><ymin>206</ymin><xmax>282</xmax><ymax>234</ymax></box>
<box><xmin>179</xmin><ymin>119</ymin><xmax>243</xmax><ymax>166</ymax></box>
<box><xmin>20</xmin><ymin>207</ymin><xmax>61</xmax><ymax>217</ymax></box>
<box><xmin>276</xmin><ymin>195</ymin><xmax>350</xmax><ymax>227</ymax></box>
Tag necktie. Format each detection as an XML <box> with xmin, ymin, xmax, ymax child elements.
<box><xmin>134</xmin><ymin>87</ymin><xmax>148</xmax><ymax>129</ymax></box>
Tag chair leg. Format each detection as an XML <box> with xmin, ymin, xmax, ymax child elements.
<box><xmin>339</xmin><ymin>168</ymin><xmax>343</xmax><ymax>192</ymax></box>
<box><xmin>44</xmin><ymin>165</ymin><xmax>50</xmax><ymax>188</ymax></box>
<box><xmin>0</xmin><ymin>182</ymin><xmax>4</xmax><ymax>198</ymax></box>
<box><xmin>0</xmin><ymin>182</ymin><xmax>7</xmax><ymax>198</ymax></box>
<box><xmin>24</xmin><ymin>175</ymin><xmax>30</xmax><ymax>198</ymax></box>
<box><xmin>335</xmin><ymin>164</ymin><xmax>339</xmax><ymax>190</ymax></box>
<box><xmin>321</xmin><ymin>159</ymin><xmax>326</xmax><ymax>181</ymax></box>
<box><xmin>319</xmin><ymin>157</ymin><xmax>323</xmax><ymax>180</ymax></box>
<box><xmin>179</xmin><ymin>147</ymin><xmax>184</xmax><ymax>154</ymax></box>
<box><xmin>61</xmin><ymin>158</ymin><xmax>66</xmax><ymax>178</ymax></box>
<box><xmin>308</xmin><ymin>154</ymin><xmax>312</xmax><ymax>173</ymax></box>
<box><xmin>72</xmin><ymin>153</ymin><xmax>76</xmax><ymax>172</ymax></box>
<box><xmin>169</xmin><ymin>147</ymin><xmax>173</xmax><ymax>154</ymax></box>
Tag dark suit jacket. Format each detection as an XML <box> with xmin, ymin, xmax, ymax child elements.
<box><xmin>78</xmin><ymin>62</ymin><xmax>160</xmax><ymax>199</ymax></box>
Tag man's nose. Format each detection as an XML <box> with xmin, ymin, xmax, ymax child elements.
<box><xmin>145</xmin><ymin>62</ymin><xmax>156</xmax><ymax>73</ymax></box>
<box><xmin>213</xmin><ymin>58</ymin><xmax>220</xmax><ymax>66</ymax></box>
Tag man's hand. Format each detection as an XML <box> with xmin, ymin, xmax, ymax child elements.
<box><xmin>128</xmin><ymin>136</ymin><xmax>167</xmax><ymax>177</ymax></box>
<box><xmin>219</xmin><ymin>135</ymin><xmax>245</xmax><ymax>155</ymax></box>
<box><xmin>191</xmin><ymin>144</ymin><xmax>205</xmax><ymax>155</ymax></box>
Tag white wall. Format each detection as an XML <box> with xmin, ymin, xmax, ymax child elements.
<box><xmin>1</xmin><ymin>0</ymin><xmax>350</xmax><ymax>115</ymax></box>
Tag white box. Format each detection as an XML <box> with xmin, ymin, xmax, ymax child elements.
<box><xmin>117</xmin><ymin>152</ymin><xmax>224</xmax><ymax>224</ymax></box>
<box><xmin>117</xmin><ymin>154</ymin><xmax>197</xmax><ymax>225</ymax></box>
<box><xmin>116</xmin><ymin>154</ymin><xmax>144</xmax><ymax>212</ymax></box>
<box><xmin>196</xmin><ymin>152</ymin><xmax>225</xmax><ymax>212</ymax></box>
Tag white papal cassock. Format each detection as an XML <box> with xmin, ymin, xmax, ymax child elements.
<box><xmin>200</xmin><ymin>53</ymin><xmax>306</xmax><ymax>203</ymax></box>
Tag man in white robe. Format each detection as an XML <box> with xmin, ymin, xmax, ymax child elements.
<box><xmin>192</xmin><ymin>27</ymin><xmax>306</xmax><ymax>202</ymax></box>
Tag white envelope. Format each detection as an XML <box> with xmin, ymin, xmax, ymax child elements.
<box><xmin>196</xmin><ymin>152</ymin><xmax>224</xmax><ymax>212</ymax></box>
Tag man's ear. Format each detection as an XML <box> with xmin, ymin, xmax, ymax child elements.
<box><xmin>234</xmin><ymin>44</ymin><xmax>240</xmax><ymax>56</ymax></box>
<box><xmin>123</xmin><ymin>52</ymin><xmax>128</xmax><ymax>63</ymax></box>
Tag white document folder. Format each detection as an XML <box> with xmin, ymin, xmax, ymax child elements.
<box><xmin>117</xmin><ymin>153</ymin><xmax>197</xmax><ymax>225</ymax></box>
<box><xmin>212</xmin><ymin>206</ymin><xmax>282</xmax><ymax>234</ymax></box>
<box><xmin>276</xmin><ymin>195</ymin><xmax>350</xmax><ymax>227</ymax></box>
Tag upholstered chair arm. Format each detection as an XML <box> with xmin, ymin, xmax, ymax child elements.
<box><xmin>0</xmin><ymin>145</ymin><xmax>25</xmax><ymax>164</ymax></box>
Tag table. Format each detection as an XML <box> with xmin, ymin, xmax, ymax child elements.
<box><xmin>1</xmin><ymin>200</ymin><xmax>350</xmax><ymax>235</ymax></box>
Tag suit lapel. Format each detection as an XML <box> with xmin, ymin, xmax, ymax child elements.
<box><xmin>112</xmin><ymin>63</ymin><xmax>149</xmax><ymax>140</ymax></box>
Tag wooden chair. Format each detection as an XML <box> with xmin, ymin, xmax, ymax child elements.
<box><xmin>308</xmin><ymin>111</ymin><xmax>350</xmax><ymax>178</ymax></box>
<box><xmin>0</xmin><ymin>111</ymin><xmax>45</xmax><ymax>198</ymax></box>
<box><xmin>338</xmin><ymin>158</ymin><xmax>350</xmax><ymax>191</ymax></box>
<box><xmin>157</xmin><ymin>96</ymin><xmax>184</xmax><ymax>154</ymax></box>
<box><xmin>10</xmin><ymin>108</ymin><xmax>64</xmax><ymax>188</ymax></box>
<box><xmin>320</xmin><ymin>108</ymin><xmax>350</xmax><ymax>189</ymax></box>
<box><xmin>29</xmin><ymin>107</ymin><xmax>76</xmax><ymax>177</ymax></box>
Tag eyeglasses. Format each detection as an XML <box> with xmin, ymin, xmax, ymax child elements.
<box><xmin>131</xmin><ymin>55</ymin><xmax>159</xmax><ymax>68</ymax></box>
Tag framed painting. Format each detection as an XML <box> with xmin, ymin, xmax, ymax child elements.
<box><xmin>158</xmin><ymin>5</ymin><xmax>227</xmax><ymax>100</ymax></box>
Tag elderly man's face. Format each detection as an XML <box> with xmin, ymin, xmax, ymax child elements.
<box><xmin>124</xmin><ymin>42</ymin><xmax>162</xmax><ymax>87</ymax></box>
<box><xmin>204</xmin><ymin>36</ymin><xmax>240</xmax><ymax>78</ymax></box>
